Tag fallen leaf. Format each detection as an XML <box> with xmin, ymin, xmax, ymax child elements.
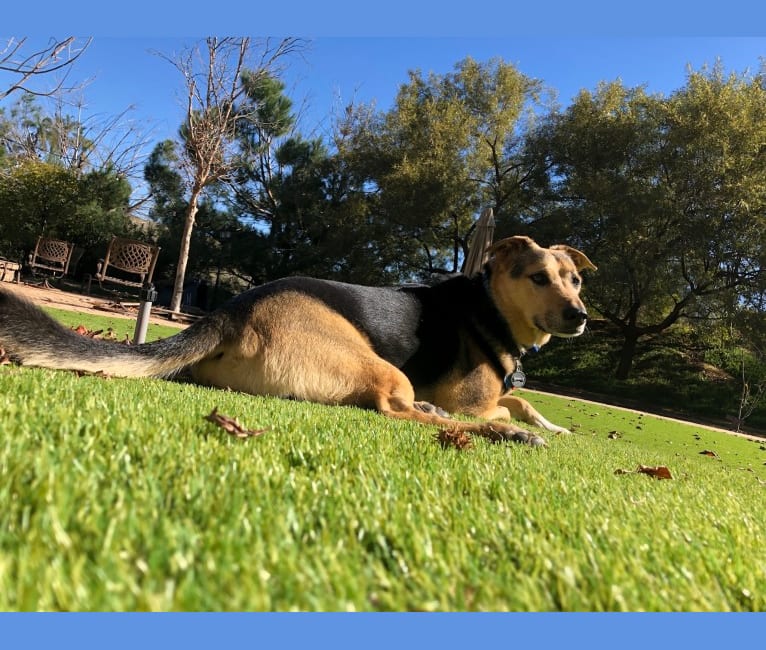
<box><xmin>607</xmin><ymin>430</ymin><xmax>621</xmax><ymax>439</ymax></box>
<box><xmin>699</xmin><ymin>450</ymin><xmax>719</xmax><ymax>457</ymax></box>
<box><xmin>436</xmin><ymin>428</ymin><xmax>473</xmax><ymax>450</ymax></box>
<box><xmin>72</xmin><ymin>324</ymin><xmax>131</xmax><ymax>345</ymax></box>
<box><xmin>615</xmin><ymin>465</ymin><xmax>673</xmax><ymax>480</ymax></box>
<box><xmin>204</xmin><ymin>407</ymin><xmax>269</xmax><ymax>439</ymax></box>
<box><xmin>73</xmin><ymin>369</ymin><xmax>112</xmax><ymax>379</ymax></box>
<box><xmin>637</xmin><ymin>465</ymin><xmax>673</xmax><ymax>480</ymax></box>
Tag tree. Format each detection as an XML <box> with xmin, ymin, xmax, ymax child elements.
<box><xmin>157</xmin><ymin>37</ymin><xmax>301</xmax><ymax>314</ymax></box>
<box><xmin>0</xmin><ymin>93</ymin><xmax>154</xmax><ymax>212</ymax></box>
<box><xmin>0</xmin><ymin>159</ymin><xmax>132</xmax><ymax>259</ymax></box>
<box><xmin>337</xmin><ymin>57</ymin><xmax>550</xmax><ymax>278</ymax></box>
<box><xmin>225</xmin><ymin>72</ymin><xmax>381</xmax><ymax>284</ymax></box>
<box><xmin>144</xmin><ymin>139</ymin><xmax>238</xmax><ymax>291</ymax></box>
<box><xmin>527</xmin><ymin>65</ymin><xmax>766</xmax><ymax>379</ymax></box>
<box><xmin>1</xmin><ymin>37</ymin><xmax>91</xmax><ymax>101</ymax></box>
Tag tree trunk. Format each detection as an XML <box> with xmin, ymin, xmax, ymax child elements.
<box><xmin>615</xmin><ymin>329</ymin><xmax>640</xmax><ymax>380</ymax></box>
<box><xmin>169</xmin><ymin>185</ymin><xmax>201</xmax><ymax>314</ymax></box>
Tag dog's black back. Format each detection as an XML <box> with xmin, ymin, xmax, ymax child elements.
<box><xmin>235</xmin><ymin>274</ymin><xmax>514</xmax><ymax>390</ymax></box>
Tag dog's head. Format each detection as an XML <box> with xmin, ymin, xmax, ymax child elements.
<box><xmin>485</xmin><ymin>235</ymin><xmax>597</xmax><ymax>350</ymax></box>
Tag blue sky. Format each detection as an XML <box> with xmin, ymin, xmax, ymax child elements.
<box><xmin>7</xmin><ymin>36</ymin><xmax>763</xmax><ymax>158</ymax></box>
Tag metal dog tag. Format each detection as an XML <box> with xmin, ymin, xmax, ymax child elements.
<box><xmin>508</xmin><ymin>370</ymin><xmax>526</xmax><ymax>388</ymax></box>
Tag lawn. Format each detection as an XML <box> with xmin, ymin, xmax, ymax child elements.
<box><xmin>39</xmin><ymin>305</ymin><xmax>183</xmax><ymax>342</ymax></box>
<box><xmin>0</xmin><ymin>311</ymin><xmax>764</xmax><ymax>611</ymax></box>
<box><xmin>525</xmin><ymin>324</ymin><xmax>766</xmax><ymax>432</ymax></box>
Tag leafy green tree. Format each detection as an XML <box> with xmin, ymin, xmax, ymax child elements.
<box><xmin>0</xmin><ymin>160</ymin><xmax>77</xmax><ymax>255</ymax></box>
<box><xmin>0</xmin><ymin>159</ymin><xmax>132</xmax><ymax>260</ymax></box>
<box><xmin>228</xmin><ymin>72</ymin><xmax>389</xmax><ymax>285</ymax></box>
<box><xmin>337</xmin><ymin>57</ymin><xmax>550</xmax><ymax>277</ymax></box>
<box><xmin>527</xmin><ymin>65</ymin><xmax>766</xmax><ymax>378</ymax></box>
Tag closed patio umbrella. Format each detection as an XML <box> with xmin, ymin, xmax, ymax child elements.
<box><xmin>462</xmin><ymin>207</ymin><xmax>496</xmax><ymax>276</ymax></box>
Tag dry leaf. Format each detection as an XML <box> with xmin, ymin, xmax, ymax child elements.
<box><xmin>607</xmin><ymin>430</ymin><xmax>621</xmax><ymax>439</ymax></box>
<box><xmin>72</xmin><ymin>324</ymin><xmax>131</xmax><ymax>344</ymax></box>
<box><xmin>73</xmin><ymin>369</ymin><xmax>112</xmax><ymax>379</ymax></box>
<box><xmin>699</xmin><ymin>450</ymin><xmax>719</xmax><ymax>457</ymax></box>
<box><xmin>637</xmin><ymin>465</ymin><xmax>673</xmax><ymax>480</ymax></box>
<box><xmin>436</xmin><ymin>428</ymin><xmax>473</xmax><ymax>450</ymax></box>
<box><xmin>204</xmin><ymin>407</ymin><xmax>269</xmax><ymax>439</ymax></box>
<box><xmin>615</xmin><ymin>465</ymin><xmax>673</xmax><ymax>480</ymax></box>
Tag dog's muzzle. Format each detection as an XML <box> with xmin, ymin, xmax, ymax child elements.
<box><xmin>563</xmin><ymin>306</ymin><xmax>588</xmax><ymax>325</ymax></box>
<box><xmin>553</xmin><ymin>306</ymin><xmax>588</xmax><ymax>337</ymax></box>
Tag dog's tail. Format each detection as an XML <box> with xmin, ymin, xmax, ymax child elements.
<box><xmin>0</xmin><ymin>287</ymin><xmax>225</xmax><ymax>378</ymax></box>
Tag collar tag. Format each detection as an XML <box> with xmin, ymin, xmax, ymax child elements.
<box><xmin>504</xmin><ymin>358</ymin><xmax>527</xmax><ymax>391</ymax></box>
<box><xmin>505</xmin><ymin>369</ymin><xmax>526</xmax><ymax>390</ymax></box>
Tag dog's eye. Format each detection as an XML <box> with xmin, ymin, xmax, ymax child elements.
<box><xmin>571</xmin><ymin>274</ymin><xmax>581</xmax><ymax>287</ymax></box>
<box><xmin>529</xmin><ymin>272</ymin><xmax>549</xmax><ymax>286</ymax></box>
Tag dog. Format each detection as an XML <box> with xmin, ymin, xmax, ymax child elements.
<box><xmin>0</xmin><ymin>235</ymin><xmax>595</xmax><ymax>447</ymax></box>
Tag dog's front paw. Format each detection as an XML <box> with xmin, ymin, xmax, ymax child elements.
<box><xmin>532</xmin><ymin>415</ymin><xmax>571</xmax><ymax>435</ymax></box>
<box><xmin>477</xmin><ymin>423</ymin><xmax>547</xmax><ymax>447</ymax></box>
<box><xmin>413</xmin><ymin>401</ymin><xmax>451</xmax><ymax>418</ymax></box>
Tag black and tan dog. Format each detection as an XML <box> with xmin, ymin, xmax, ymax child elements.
<box><xmin>0</xmin><ymin>235</ymin><xmax>595</xmax><ymax>447</ymax></box>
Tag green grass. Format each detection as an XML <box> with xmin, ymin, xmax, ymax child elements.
<box><xmin>0</xmin><ymin>312</ymin><xmax>764</xmax><ymax>611</ymax></box>
<box><xmin>523</xmin><ymin>324</ymin><xmax>766</xmax><ymax>432</ymax></box>
<box><xmin>40</xmin><ymin>306</ymin><xmax>184</xmax><ymax>342</ymax></box>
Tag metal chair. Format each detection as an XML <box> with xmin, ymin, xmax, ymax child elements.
<box><xmin>27</xmin><ymin>236</ymin><xmax>77</xmax><ymax>279</ymax></box>
<box><xmin>85</xmin><ymin>236</ymin><xmax>161</xmax><ymax>296</ymax></box>
<box><xmin>0</xmin><ymin>258</ymin><xmax>21</xmax><ymax>283</ymax></box>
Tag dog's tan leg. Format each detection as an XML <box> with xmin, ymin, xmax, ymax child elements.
<box><xmin>478</xmin><ymin>404</ymin><xmax>512</xmax><ymax>421</ymax></box>
<box><xmin>497</xmin><ymin>394</ymin><xmax>571</xmax><ymax>434</ymax></box>
<box><xmin>372</xmin><ymin>368</ymin><xmax>546</xmax><ymax>447</ymax></box>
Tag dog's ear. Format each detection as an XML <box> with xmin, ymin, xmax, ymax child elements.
<box><xmin>550</xmin><ymin>245</ymin><xmax>598</xmax><ymax>272</ymax></box>
<box><xmin>487</xmin><ymin>236</ymin><xmax>536</xmax><ymax>261</ymax></box>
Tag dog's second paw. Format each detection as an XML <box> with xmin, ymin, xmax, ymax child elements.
<box><xmin>532</xmin><ymin>415</ymin><xmax>571</xmax><ymax>435</ymax></box>
<box><xmin>477</xmin><ymin>423</ymin><xmax>548</xmax><ymax>447</ymax></box>
<box><xmin>413</xmin><ymin>401</ymin><xmax>451</xmax><ymax>418</ymax></box>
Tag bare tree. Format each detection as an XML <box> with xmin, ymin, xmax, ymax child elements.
<box><xmin>1</xmin><ymin>37</ymin><xmax>91</xmax><ymax>101</ymax></box>
<box><xmin>1</xmin><ymin>92</ymin><xmax>156</xmax><ymax>214</ymax></box>
<box><xmin>158</xmin><ymin>36</ymin><xmax>302</xmax><ymax>314</ymax></box>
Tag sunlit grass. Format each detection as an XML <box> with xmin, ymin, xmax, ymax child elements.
<box><xmin>0</xmin><ymin>311</ymin><xmax>764</xmax><ymax>611</ymax></box>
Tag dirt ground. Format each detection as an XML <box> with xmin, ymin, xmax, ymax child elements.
<box><xmin>3</xmin><ymin>278</ymin><xmax>763</xmax><ymax>442</ymax></box>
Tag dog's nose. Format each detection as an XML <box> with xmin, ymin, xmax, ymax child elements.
<box><xmin>563</xmin><ymin>306</ymin><xmax>588</xmax><ymax>324</ymax></box>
